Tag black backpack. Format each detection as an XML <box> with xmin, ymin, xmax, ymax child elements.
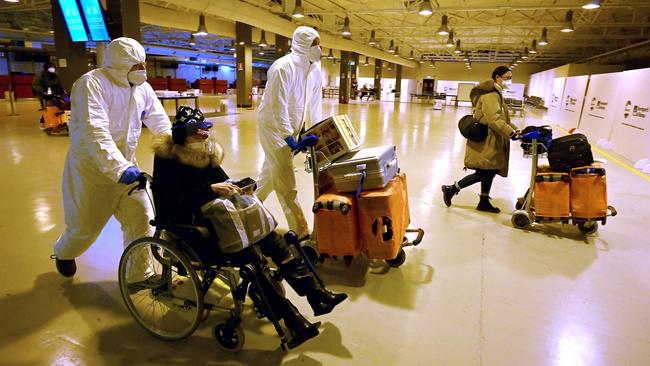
<box><xmin>457</xmin><ymin>87</ymin><xmax>501</xmax><ymax>142</ymax></box>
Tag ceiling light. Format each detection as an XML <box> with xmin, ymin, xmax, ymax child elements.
<box><xmin>259</xmin><ymin>30</ymin><xmax>267</xmax><ymax>47</ymax></box>
<box><xmin>193</xmin><ymin>13</ymin><xmax>208</xmax><ymax>36</ymax></box>
<box><xmin>327</xmin><ymin>48</ymin><xmax>334</xmax><ymax>59</ymax></box>
<box><xmin>463</xmin><ymin>51</ymin><xmax>469</xmax><ymax>61</ymax></box>
<box><xmin>419</xmin><ymin>59</ymin><xmax>425</xmax><ymax>64</ymax></box>
<box><xmin>292</xmin><ymin>0</ymin><xmax>305</xmax><ymax>18</ymax></box>
<box><xmin>394</xmin><ymin>46</ymin><xmax>400</xmax><ymax>56</ymax></box>
<box><xmin>454</xmin><ymin>40</ymin><xmax>462</xmax><ymax>53</ymax></box>
<box><xmin>368</xmin><ymin>30</ymin><xmax>378</xmax><ymax>46</ymax></box>
<box><xmin>429</xmin><ymin>60</ymin><xmax>436</xmax><ymax>68</ymax></box>
<box><xmin>522</xmin><ymin>47</ymin><xmax>529</xmax><ymax>59</ymax></box>
<box><xmin>388</xmin><ymin>40</ymin><xmax>395</xmax><ymax>53</ymax></box>
<box><xmin>446</xmin><ymin>31</ymin><xmax>454</xmax><ymax>47</ymax></box>
<box><xmin>239</xmin><ymin>41</ymin><xmax>245</xmax><ymax>45</ymax></box>
<box><xmin>387</xmin><ymin>63</ymin><xmax>393</xmax><ymax>71</ymax></box>
<box><xmin>229</xmin><ymin>40</ymin><xmax>236</xmax><ymax>51</ymax></box>
<box><xmin>409</xmin><ymin>50</ymin><xmax>415</xmax><ymax>60</ymax></box>
<box><xmin>364</xmin><ymin>56</ymin><xmax>370</xmax><ymax>66</ymax></box>
<box><xmin>4</xmin><ymin>0</ymin><xmax>20</xmax><ymax>3</ymax></box>
<box><xmin>259</xmin><ymin>51</ymin><xmax>265</xmax><ymax>55</ymax></box>
<box><xmin>189</xmin><ymin>34</ymin><xmax>196</xmax><ymax>46</ymax></box>
<box><xmin>582</xmin><ymin>0</ymin><xmax>601</xmax><ymax>10</ymax></box>
<box><xmin>437</xmin><ymin>15</ymin><xmax>450</xmax><ymax>36</ymax></box>
<box><xmin>341</xmin><ymin>16</ymin><xmax>351</xmax><ymax>37</ymax></box>
<box><xmin>419</xmin><ymin>0</ymin><xmax>433</xmax><ymax>16</ymax></box>
<box><xmin>539</xmin><ymin>28</ymin><xmax>549</xmax><ymax>46</ymax></box>
<box><xmin>49</xmin><ymin>30</ymin><xmax>54</xmax><ymax>34</ymax></box>
<box><xmin>530</xmin><ymin>40</ymin><xmax>538</xmax><ymax>54</ymax></box>
<box><xmin>561</xmin><ymin>10</ymin><xmax>574</xmax><ymax>32</ymax></box>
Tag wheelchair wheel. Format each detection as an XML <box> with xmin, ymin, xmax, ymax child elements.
<box><xmin>213</xmin><ymin>323</ymin><xmax>245</xmax><ymax>353</ymax></box>
<box><xmin>118</xmin><ymin>237</ymin><xmax>204</xmax><ymax>341</ymax></box>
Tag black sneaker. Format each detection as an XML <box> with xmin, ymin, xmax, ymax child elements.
<box><xmin>441</xmin><ymin>185</ymin><xmax>459</xmax><ymax>207</ymax></box>
<box><xmin>54</xmin><ymin>257</ymin><xmax>76</xmax><ymax>277</ymax></box>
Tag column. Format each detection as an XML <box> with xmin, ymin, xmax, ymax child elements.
<box><xmin>350</xmin><ymin>53</ymin><xmax>359</xmax><ymax>100</ymax></box>
<box><xmin>339</xmin><ymin>50</ymin><xmax>351</xmax><ymax>104</ymax></box>
<box><xmin>395</xmin><ymin>64</ymin><xmax>402</xmax><ymax>99</ymax></box>
<box><xmin>275</xmin><ymin>34</ymin><xmax>291</xmax><ymax>58</ymax></box>
<box><xmin>50</xmin><ymin>0</ymin><xmax>88</xmax><ymax>90</ymax></box>
<box><xmin>236</xmin><ymin>22</ymin><xmax>253</xmax><ymax>108</ymax></box>
<box><xmin>106</xmin><ymin>0</ymin><xmax>142</xmax><ymax>42</ymax></box>
<box><xmin>374</xmin><ymin>58</ymin><xmax>383</xmax><ymax>100</ymax></box>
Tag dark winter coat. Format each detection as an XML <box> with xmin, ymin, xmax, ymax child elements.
<box><xmin>152</xmin><ymin>134</ymin><xmax>228</xmax><ymax>225</ymax></box>
<box><xmin>464</xmin><ymin>79</ymin><xmax>518</xmax><ymax>177</ymax></box>
<box><xmin>31</xmin><ymin>71</ymin><xmax>64</xmax><ymax>97</ymax></box>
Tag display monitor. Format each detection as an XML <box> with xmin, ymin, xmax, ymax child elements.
<box><xmin>57</xmin><ymin>0</ymin><xmax>88</xmax><ymax>42</ymax></box>
<box><xmin>79</xmin><ymin>0</ymin><xmax>110</xmax><ymax>42</ymax></box>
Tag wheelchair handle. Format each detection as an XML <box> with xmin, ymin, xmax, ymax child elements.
<box><xmin>128</xmin><ymin>172</ymin><xmax>153</xmax><ymax>196</ymax></box>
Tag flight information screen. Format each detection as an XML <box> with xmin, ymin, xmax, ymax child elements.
<box><xmin>57</xmin><ymin>0</ymin><xmax>88</xmax><ymax>42</ymax></box>
<box><xmin>79</xmin><ymin>0</ymin><xmax>110</xmax><ymax>42</ymax></box>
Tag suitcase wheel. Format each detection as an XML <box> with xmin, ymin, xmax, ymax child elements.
<box><xmin>577</xmin><ymin>221</ymin><xmax>598</xmax><ymax>235</ymax></box>
<box><xmin>385</xmin><ymin>248</ymin><xmax>406</xmax><ymax>268</ymax></box>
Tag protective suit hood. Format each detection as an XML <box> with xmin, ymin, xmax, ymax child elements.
<box><xmin>291</xmin><ymin>26</ymin><xmax>320</xmax><ymax>64</ymax></box>
<box><xmin>104</xmin><ymin>37</ymin><xmax>146</xmax><ymax>87</ymax></box>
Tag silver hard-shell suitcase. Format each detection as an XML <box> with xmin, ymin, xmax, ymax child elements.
<box><xmin>327</xmin><ymin>145</ymin><xmax>399</xmax><ymax>193</ymax></box>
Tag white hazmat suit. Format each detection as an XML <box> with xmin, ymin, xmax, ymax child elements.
<box><xmin>255</xmin><ymin>26</ymin><xmax>323</xmax><ymax>238</ymax></box>
<box><xmin>53</xmin><ymin>38</ymin><xmax>171</xmax><ymax>269</ymax></box>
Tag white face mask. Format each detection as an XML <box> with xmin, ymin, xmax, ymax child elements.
<box><xmin>47</xmin><ymin>67</ymin><xmax>56</xmax><ymax>73</ymax></box>
<box><xmin>501</xmin><ymin>79</ymin><xmax>512</xmax><ymax>89</ymax></box>
<box><xmin>309</xmin><ymin>46</ymin><xmax>322</xmax><ymax>63</ymax></box>
<box><xmin>127</xmin><ymin>70</ymin><xmax>147</xmax><ymax>86</ymax></box>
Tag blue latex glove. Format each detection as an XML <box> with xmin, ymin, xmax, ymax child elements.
<box><xmin>285</xmin><ymin>135</ymin><xmax>318</xmax><ymax>151</ymax></box>
<box><xmin>119</xmin><ymin>166</ymin><xmax>141</xmax><ymax>185</ymax></box>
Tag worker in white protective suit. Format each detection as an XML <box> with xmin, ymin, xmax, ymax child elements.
<box><xmin>255</xmin><ymin>26</ymin><xmax>323</xmax><ymax>240</ymax></box>
<box><xmin>52</xmin><ymin>37</ymin><xmax>171</xmax><ymax>278</ymax></box>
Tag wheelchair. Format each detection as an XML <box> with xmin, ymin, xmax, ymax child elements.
<box><xmin>117</xmin><ymin>174</ymin><xmax>319</xmax><ymax>352</ymax></box>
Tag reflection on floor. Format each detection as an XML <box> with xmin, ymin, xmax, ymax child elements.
<box><xmin>1</xmin><ymin>97</ymin><xmax>649</xmax><ymax>365</ymax></box>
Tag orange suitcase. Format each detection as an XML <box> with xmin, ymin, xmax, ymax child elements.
<box><xmin>570</xmin><ymin>165</ymin><xmax>607</xmax><ymax>218</ymax></box>
<box><xmin>313</xmin><ymin>191</ymin><xmax>361</xmax><ymax>257</ymax></box>
<box><xmin>358</xmin><ymin>173</ymin><xmax>409</xmax><ymax>260</ymax></box>
<box><xmin>533</xmin><ymin>172</ymin><xmax>570</xmax><ymax>218</ymax></box>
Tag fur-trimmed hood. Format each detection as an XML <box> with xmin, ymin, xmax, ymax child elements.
<box><xmin>471</xmin><ymin>79</ymin><xmax>502</xmax><ymax>105</ymax></box>
<box><xmin>152</xmin><ymin>134</ymin><xmax>224</xmax><ymax>169</ymax></box>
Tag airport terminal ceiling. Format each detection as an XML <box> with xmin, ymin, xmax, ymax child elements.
<box><xmin>0</xmin><ymin>0</ymin><xmax>650</xmax><ymax>66</ymax></box>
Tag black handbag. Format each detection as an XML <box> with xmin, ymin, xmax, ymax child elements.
<box><xmin>458</xmin><ymin>115</ymin><xmax>488</xmax><ymax>142</ymax></box>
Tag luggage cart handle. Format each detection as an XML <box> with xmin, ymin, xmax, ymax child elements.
<box><xmin>608</xmin><ymin>206</ymin><xmax>617</xmax><ymax>217</ymax></box>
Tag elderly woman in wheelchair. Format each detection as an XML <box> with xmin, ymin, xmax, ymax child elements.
<box><xmin>117</xmin><ymin>107</ymin><xmax>346</xmax><ymax>351</ymax></box>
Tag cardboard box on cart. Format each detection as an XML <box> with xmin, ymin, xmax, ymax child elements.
<box><xmin>300</xmin><ymin>115</ymin><xmax>361</xmax><ymax>167</ymax></box>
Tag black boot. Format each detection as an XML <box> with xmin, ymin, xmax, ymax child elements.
<box><xmin>280</xmin><ymin>257</ymin><xmax>348</xmax><ymax>316</ymax></box>
<box><xmin>282</xmin><ymin>301</ymin><xmax>321</xmax><ymax>349</ymax></box>
<box><xmin>477</xmin><ymin>194</ymin><xmax>501</xmax><ymax>213</ymax></box>
<box><xmin>307</xmin><ymin>288</ymin><xmax>348</xmax><ymax>317</ymax></box>
<box><xmin>263</xmin><ymin>232</ymin><xmax>348</xmax><ymax>317</ymax></box>
<box><xmin>442</xmin><ymin>184</ymin><xmax>460</xmax><ymax>207</ymax></box>
<box><xmin>52</xmin><ymin>256</ymin><xmax>76</xmax><ymax>277</ymax></box>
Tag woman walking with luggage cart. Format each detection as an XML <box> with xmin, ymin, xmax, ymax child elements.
<box><xmin>442</xmin><ymin>66</ymin><xmax>521</xmax><ymax>213</ymax></box>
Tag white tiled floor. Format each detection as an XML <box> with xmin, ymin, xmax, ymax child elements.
<box><xmin>0</xmin><ymin>96</ymin><xmax>648</xmax><ymax>365</ymax></box>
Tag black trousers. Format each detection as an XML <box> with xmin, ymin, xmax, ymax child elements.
<box><xmin>458</xmin><ymin>169</ymin><xmax>499</xmax><ymax>195</ymax></box>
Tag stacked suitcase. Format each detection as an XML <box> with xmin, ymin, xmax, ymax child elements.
<box><xmin>531</xmin><ymin>133</ymin><xmax>611</xmax><ymax>224</ymax></box>
<box><xmin>310</xmin><ymin>143</ymin><xmax>415</xmax><ymax>264</ymax></box>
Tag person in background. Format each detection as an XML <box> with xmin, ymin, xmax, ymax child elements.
<box><xmin>442</xmin><ymin>66</ymin><xmax>521</xmax><ymax>213</ymax></box>
<box><xmin>32</xmin><ymin>62</ymin><xmax>64</xmax><ymax>109</ymax></box>
<box><xmin>51</xmin><ymin>37</ymin><xmax>171</xmax><ymax>278</ymax></box>
<box><xmin>255</xmin><ymin>26</ymin><xmax>323</xmax><ymax>241</ymax></box>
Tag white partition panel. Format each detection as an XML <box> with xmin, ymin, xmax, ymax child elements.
<box><xmin>557</xmin><ymin>75</ymin><xmax>589</xmax><ymax>130</ymax></box>
<box><xmin>546</xmin><ymin>77</ymin><xmax>566</xmax><ymax>124</ymax></box>
<box><xmin>608</xmin><ymin>68</ymin><xmax>650</xmax><ymax>163</ymax></box>
<box><xmin>578</xmin><ymin>72</ymin><xmax>624</xmax><ymax>143</ymax></box>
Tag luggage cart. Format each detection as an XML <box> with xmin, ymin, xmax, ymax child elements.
<box><xmin>300</xmin><ymin>145</ymin><xmax>424</xmax><ymax>268</ymax></box>
<box><xmin>511</xmin><ymin>131</ymin><xmax>617</xmax><ymax>234</ymax></box>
